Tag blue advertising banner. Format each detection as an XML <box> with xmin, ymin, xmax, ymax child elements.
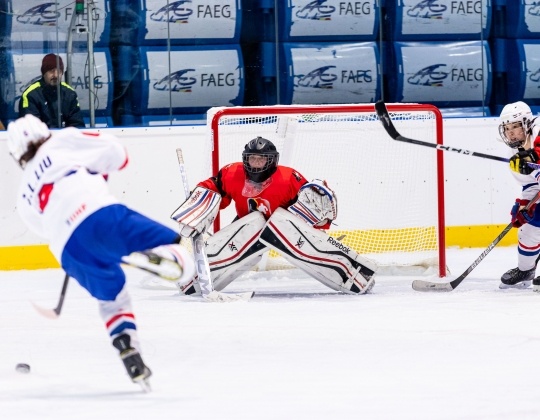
<box><xmin>4</xmin><ymin>0</ymin><xmax>111</xmax><ymax>48</ymax></box>
<box><xmin>281</xmin><ymin>42</ymin><xmax>380</xmax><ymax>105</ymax></box>
<box><xmin>134</xmin><ymin>45</ymin><xmax>244</xmax><ymax>114</ymax></box>
<box><xmin>387</xmin><ymin>0</ymin><xmax>491</xmax><ymax>41</ymax></box>
<box><xmin>506</xmin><ymin>1</ymin><xmax>540</xmax><ymax>38</ymax></box>
<box><xmin>136</xmin><ymin>0</ymin><xmax>241</xmax><ymax>45</ymax></box>
<box><xmin>391</xmin><ymin>41</ymin><xmax>491</xmax><ymax>107</ymax></box>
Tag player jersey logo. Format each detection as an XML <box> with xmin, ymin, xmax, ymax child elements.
<box><xmin>295</xmin><ymin>237</ymin><xmax>305</xmax><ymax>249</ymax></box>
<box><xmin>247</xmin><ymin>198</ymin><xmax>271</xmax><ymax>217</ymax></box>
<box><xmin>228</xmin><ymin>242</ymin><xmax>238</xmax><ymax>252</ymax></box>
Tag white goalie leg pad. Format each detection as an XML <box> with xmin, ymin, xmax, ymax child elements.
<box><xmin>205</xmin><ymin>212</ymin><xmax>268</xmax><ymax>291</ymax></box>
<box><xmin>259</xmin><ymin>208</ymin><xmax>378</xmax><ymax>294</ymax></box>
<box><xmin>171</xmin><ymin>187</ymin><xmax>221</xmax><ymax>237</ymax></box>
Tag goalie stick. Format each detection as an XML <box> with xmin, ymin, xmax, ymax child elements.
<box><xmin>412</xmin><ymin>192</ymin><xmax>540</xmax><ymax>292</ymax></box>
<box><xmin>374</xmin><ymin>100</ymin><xmax>509</xmax><ymax>163</ymax></box>
<box><xmin>31</xmin><ymin>273</ymin><xmax>69</xmax><ymax>319</ymax></box>
<box><xmin>176</xmin><ymin>148</ymin><xmax>254</xmax><ymax>302</ymax></box>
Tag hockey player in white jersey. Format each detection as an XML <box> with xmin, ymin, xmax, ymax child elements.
<box><xmin>498</xmin><ymin>101</ymin><xmax>540</xmax><ymax>291</ymax></box>
<box><xmin>6</xmin><ymin>114</ymin><xmax>195</xmax><ymax>390</ymax></box>
<box><xmin>171</xmin><ymin>137</ymin><xmax>378</xmax><ymax>295</ymax></box>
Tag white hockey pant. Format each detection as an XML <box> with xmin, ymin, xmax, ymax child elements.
<box><xmin>207</xmin><ymin>211</ymin><xmax>269</xmax><ymax>291</ymax></box>
<box><xmin>259</xmin><ymin>208</ymin><xmax>378</xmax><ymax>294</ymax></box>
<box><xmin>517</xmin><ymin>223</ymin><xmax>540</xmax><ymax>270</ymax></box>
<box><xmin>99</xmin><ymin>285</ymin><xmax>141</xmax><ymax>351</ymax></box>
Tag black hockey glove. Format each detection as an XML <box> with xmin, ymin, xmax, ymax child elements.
<box><xmin>509</xmin><ymin>149</ymin><xmax>540</xmax><ymax>175</ymax></box>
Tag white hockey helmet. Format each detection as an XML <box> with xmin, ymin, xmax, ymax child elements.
<box><xmin>7</xmin><ymin>114</ymin><xmax>51</xmax><ymax>167</ymax></box>
<box><xmin>498</xmin><ymin>101</ymin><xmax>534</xmax><ymax>148</ymax></box>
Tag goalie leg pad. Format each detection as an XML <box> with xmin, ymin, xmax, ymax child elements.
<box><xmin>206</xmin><ymin>212</ymin><xmax>268</xmax><ymax>291</ymax></box>
<box><xmin>259</xmin><ymin>208</ymin><xmax>378</xmax><ymax>294</ymax></box>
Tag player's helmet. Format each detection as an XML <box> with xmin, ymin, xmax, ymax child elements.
<box><xmin>242</xmin><ymin>136</ymin><xmax>280</xmax><ymax>183</ymax></box>
<box><xmin>7</xmin><ymin>114</ymin><xmax>51</xmax><ymax>168</ymax></box>
<box><xmin>498</xmin><ymin>101</ymin><xmax>534</xmax><ymax>148</ymax></box>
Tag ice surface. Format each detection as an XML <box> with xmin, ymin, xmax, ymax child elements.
<box><xmin>1</xmin><ymin>247</ymin><xmax>540</xmax><ymax>420</ymax></box>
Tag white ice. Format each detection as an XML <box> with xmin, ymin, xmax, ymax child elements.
<box><xmin>2</xmin><ymin>247</ymin><xmax>540</xmax><ymax>420</ymax></box>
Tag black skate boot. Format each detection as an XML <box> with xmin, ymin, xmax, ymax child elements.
<box><xmin>500</xmin><ymin>267</ymin><xmax>535</xmax><ymax>289</ymax></box>
<box><xmin>112</xmin><ymin>333</ymin><xmax>152</xmax><ymax>391</ymax></box>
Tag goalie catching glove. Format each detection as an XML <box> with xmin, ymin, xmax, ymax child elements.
<box><xmin>511</xmin><ymin>198</ymin><xmax>537</xmax><ymax>228</ymax></box>
<box><xmin>171</xmin><ymin>187</ymin><xmax>221</xmax><ymax>237</ymax></box>
<box><xmin>288</xmin><ymin>179</ymin><xmax>338</xmax><ymax>227</ymax></box>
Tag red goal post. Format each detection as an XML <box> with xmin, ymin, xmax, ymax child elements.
<box><xmin>208</xmin><ymin>103</ymin><xmax>446</xmax><ymax>277</ymax></box>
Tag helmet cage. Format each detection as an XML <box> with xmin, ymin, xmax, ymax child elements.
<box><xmin>498</xmin><ymin>121</ymin><xmax>527</xmax><ymax>149</ymax></box>
<box><xmin>242</xmin><ymin>136</ymin><xmax>280</xmax><ymax>183</ymax></box>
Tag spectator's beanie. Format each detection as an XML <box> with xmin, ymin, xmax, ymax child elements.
<box><xmin>41</xmin><ymin>54</ymin><xmax>64</xmax><ymax>75</ymax></box>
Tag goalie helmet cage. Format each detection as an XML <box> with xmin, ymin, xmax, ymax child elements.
<box><xmin>207</xmin><ymin>103</ymin><xmax>446</xmax><ymax>277</ymax></box>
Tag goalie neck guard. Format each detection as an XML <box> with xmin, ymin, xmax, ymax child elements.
<box><xmin>242</xmin><ymin>137</ymin><xmax>280</xmax><ymax>183</ymax></box>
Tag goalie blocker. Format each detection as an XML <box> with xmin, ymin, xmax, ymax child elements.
<box><xmin>182</xmin><ymin>208</ymin><xmax>377</xmax><ymax>295</ymax></box>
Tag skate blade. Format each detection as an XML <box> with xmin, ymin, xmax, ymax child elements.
<box><xmin>134</xmin><ymin>376</ymin><xmax>152</xmax><ymax>393</ymax></box>
<box><xmin>499</xmin><ymin>280</ymin><xmax>532</xmax><ymax>289</ymax></box>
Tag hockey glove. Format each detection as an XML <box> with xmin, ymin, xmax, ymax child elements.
<box><xmin>171</xmin><ymin>187</ymin><xmax>221</xmax><ymax>237</ymax></box>
<box><xmin>509</xmin><ymin>149</ymin><xmax>540</xmax><ymax>175</ymax></box>
<box><xmin>511</xmin><ymin>198</ymin><xmax>537</xmax><ymax>228</ymax></box>
<box><xmin>288</xmin><ymin>179</ymin><xmax>338</xmax><ymax>227</ymax></box>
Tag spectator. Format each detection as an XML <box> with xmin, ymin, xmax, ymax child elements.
<box><xmin>19</xmin><ymin>54</ymin><xmax>85</xmax><ymax>128</ymax></box>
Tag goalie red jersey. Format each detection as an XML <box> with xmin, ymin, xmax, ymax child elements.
<box><xmin>198</xmin><ymin>162</ymin><xmax>308</xmax><ymax>220</ymax></box>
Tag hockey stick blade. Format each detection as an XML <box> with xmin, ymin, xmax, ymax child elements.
<box><xmin>374</xmin><ymin>101</ymin><xmax>508</xmax><ymax>163</ymax></box>
<box><xmin>411</xmin><ymin>192</ymin><xmax>540</xmax><ymax>292</ymax></box>
<box><xmin>31</xmin><ymin>273</ymin><xmax>70</xmax><ymax>319</ymax></box>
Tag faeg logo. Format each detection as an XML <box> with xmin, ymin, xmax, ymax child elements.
<box><xmin>294</xmin><ymin>65</ymin><xmax>337</xmax><ymax>89</ymax></box>
<box><xmin>153</xmin><ymin>69</ymin><xmax>197</xmax><ymax>92</ymax></box>
<box><xmin>530</xmin><ymin>2</ymin><xmax>540</xmax><ymax>16</ymax></box>
<box><xmin>295</xmin><ymin>0</ymin><xmax>335</xmax><ymax>20</ymax></box>
<box><xmin>407</xmin><ymin>0</ymin><xmax>446</xmax><ymax>19</ymax></box>
<box><xmin>150</xmin><ymin>0</ymin><xmax>193</xmax><ymax>23</ymax></box>
<box><xmin>407</xmin><ymin>64</ymin><xmax>448</xmax><ymax>86</ymax></box>
<box><xmin>17</xmin><ymin>2</ymin><xmax>60</xmax><ymax>26</ymax></box>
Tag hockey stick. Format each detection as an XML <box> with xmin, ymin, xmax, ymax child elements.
<box><xmin>374</xmin><ymin>100</ymin><xmax>509</xmax><ymax>163</ymax></box>
<box><xmin>412</xmin><ymin>192</ymin><xmax>540</xmax><ymax>292</ymax></box>
<box><xmin>31</xmin><ymin>273</ymin><xmax>69</xmax><ymax>319</ymax></box>
<box><xmin>176</xmin><ymin>149</ymin><xmax>254</xmax><ymax>302</ymax></box>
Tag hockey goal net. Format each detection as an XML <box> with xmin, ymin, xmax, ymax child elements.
<box><xmin>207</xmin><ymin>103</ymin><xmax>446</xmax><ymax>277</ymax></box>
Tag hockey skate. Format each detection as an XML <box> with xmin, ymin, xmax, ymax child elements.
<box><xmin>112</xmin><ymin>334</ymin><xmax>152</xmax><ymax>392</ymax></box>
<box><xmin>500</xmin><ymin>267</ymin><xmax>535</xmax><ymax>289</ymax></box>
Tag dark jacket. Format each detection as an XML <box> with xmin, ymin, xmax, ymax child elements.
<box><xmin>19</xmin><ymin>78</ymin><xmax>85</xmax><ymax>128</ymax></box>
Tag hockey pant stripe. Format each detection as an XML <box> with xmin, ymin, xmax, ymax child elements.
<box><xmin>106</xmin><ymin>313</ymin><xmax>136</xmax><ymax>337</ymax></box>
<box><xmin>171</xmin><ymin>189</ymin><xmax>220</xmax><ymax>225</ymax></box>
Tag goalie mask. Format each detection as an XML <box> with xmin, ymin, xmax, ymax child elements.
<box><xmin>242</xmin><ymin>137</ymin><xmax>279</xmax><ymax>183</ymax></box>
<box><xmin>498</xmin><ymin>101</ymin><xmax>535</xmax><ymax>149</ymax></box>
